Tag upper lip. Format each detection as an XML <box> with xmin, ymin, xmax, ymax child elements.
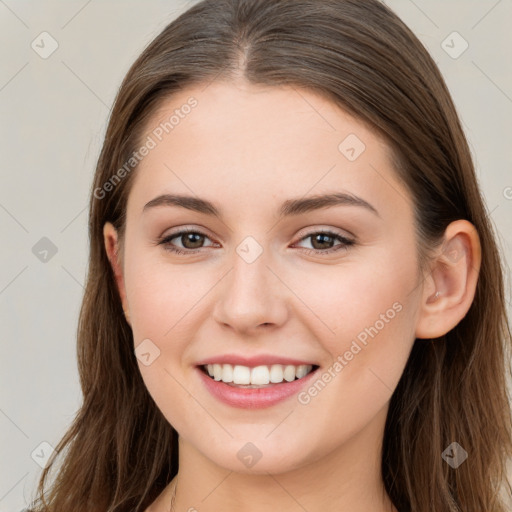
<box><xmin>195</xmin><ymin>354</ymin><xmax>318</xmax><ymax>367</ymax></box>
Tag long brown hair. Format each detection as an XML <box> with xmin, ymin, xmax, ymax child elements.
<box><xmin>30</xmin><ymin>0</ymin><xmax>512</xmax><ymax>510</ymax></box>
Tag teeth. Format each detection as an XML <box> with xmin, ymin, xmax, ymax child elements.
<box><xmin>205</xmin><ymin>363</ymin><xmax>314</xmax><ymax>385</ymax></box>
<box><xmin>269</xmin><ymin>364</ymin><xmax>283</xmax><ymax>383</ymax></box>
<box><xmin>233</xmin><ymin>365</ymin><xmax>251</xmax><ymax>384</ymax></box>
<box><xmin>251</xmin><ymin>365</ymin><xmax>269</xmax><ymax>385</ymax></box>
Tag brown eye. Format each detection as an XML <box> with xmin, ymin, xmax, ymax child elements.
<box><xmin>178</xmin><ymin>232</ymin><xmax>206</xmax><ymax>249</ymax></box>
<box><xmin>158</xmin><ymin>229</ymin><xmax>215</xmax><ymax>254</ymax></box>
<box><xmin>295</xmin><ymin>230</ymin><xmax>355</xmax><ymax>255</ymax></box>
<box><xmin>309</xmin><ymin>233</ymin><xmax>336</xmax><ymax>250</ymax></box>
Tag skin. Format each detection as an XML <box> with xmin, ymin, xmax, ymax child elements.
<box><xmin>103</xmin><ymin>80</ymin><xmax>481</xmax><ymax>512</ymax></box>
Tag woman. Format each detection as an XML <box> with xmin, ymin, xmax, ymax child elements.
<box><xmin>30</xmin><ymin>0</ymin><xmax>512</xmax><ymax>510</ymax></box>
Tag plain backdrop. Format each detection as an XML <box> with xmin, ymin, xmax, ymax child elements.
<box><xmin>1</xmin><ymin>0</ymin><xmax>511</xmax><ymax>509</ymax></box>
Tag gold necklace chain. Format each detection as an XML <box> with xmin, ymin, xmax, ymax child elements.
<box><xmin>169</xmin><ymin>475</ymin><xmax>178</xmax><ymax>512</ymax></box>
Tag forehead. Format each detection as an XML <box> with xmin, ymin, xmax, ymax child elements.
<box><xmin>146</xmin><ymin>80</ymin><xmax>383</xmax><ymax>153</ymax></box>
<box><xmin>127</xmin><ymin>80</ymin><xmax>411</xmax><ymax>218</ymax></box>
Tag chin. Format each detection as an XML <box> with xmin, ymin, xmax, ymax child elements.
<box><xmin>193</xmin><ymin>436</ymin><xmax>316</xmax><ymax>475</ymax></box>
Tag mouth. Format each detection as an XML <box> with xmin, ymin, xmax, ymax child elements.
<box><xmin>198</xmin><ymin>363</ymin><xmax>320</xmax><ymax>388</ymax></box>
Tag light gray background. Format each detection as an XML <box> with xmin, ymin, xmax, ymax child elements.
<box><xmin>1</xmin><ymin>0</ymin><xmax>511</xmax><ymax>509</ymax></box>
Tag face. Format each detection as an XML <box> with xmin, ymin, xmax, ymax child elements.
<box><xmin>106</xmin><ymin>80</ymin><xmax>425</xmax><ymax>474</ymax></box>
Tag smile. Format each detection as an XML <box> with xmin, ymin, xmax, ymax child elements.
<box><xmin>196</xmin><ymin>362</ymin><xmax>320</xmax><ymax>409</ymax></box>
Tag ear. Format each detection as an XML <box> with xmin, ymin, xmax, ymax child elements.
<box><xmin>415</xmin><ymin>219</ymin><xmax>481</xmax><ymax>339</ymax></box>
<box><xmin>103</xmin><ymin>222</ymin><xmax>131</xmax><ymax>326</ymax></box>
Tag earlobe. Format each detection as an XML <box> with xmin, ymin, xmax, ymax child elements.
<box><xmin>103</xmin><ymin>222</ymin><xmax>131</xmax><ymax>325</ymax></box>
<box><xmin>415</xmin><ymin>220</ymin><xmax>481</xmax><ymax>339</ymax></box>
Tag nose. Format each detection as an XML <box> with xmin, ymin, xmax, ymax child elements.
<box><xmin>212</xmin><ymin>247</ymin><xmax>289</xmax><ymax>335</ymax></box>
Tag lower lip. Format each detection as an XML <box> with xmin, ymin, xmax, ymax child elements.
<box><xmin>196</xmin><ymin>366</ymin><xmax>319</xmax><ymax>409</ymax></box>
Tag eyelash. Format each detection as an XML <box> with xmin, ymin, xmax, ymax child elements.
<box><xmin>156</xmin><ymin>228</ymin><xmax>355</xmax><ymax>256</ymax></box>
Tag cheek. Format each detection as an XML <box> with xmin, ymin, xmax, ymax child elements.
<box><xmin>293</xmin><ymin>245</ymin><xmax>418</xmax><ymax>403</ymax></box>
<box><xmin>123</xmin><ymin>243</ymin><xmax>202</xmax><ymax>341</ymax></box>
<box><xmin>296</xmin><ymin>244</ymin><xmax>417</xmax><ymax>349</ymax></box>
<box><xmin>123</xmin><ymin>248</ymin><xmax>211</xmax><ymax>432</ymax></box>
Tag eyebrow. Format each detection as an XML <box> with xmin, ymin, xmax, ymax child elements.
<box><xmin>143</xmin><ymin>192</ymin><xmax>380</xmax><ymax>218</ymax></box>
